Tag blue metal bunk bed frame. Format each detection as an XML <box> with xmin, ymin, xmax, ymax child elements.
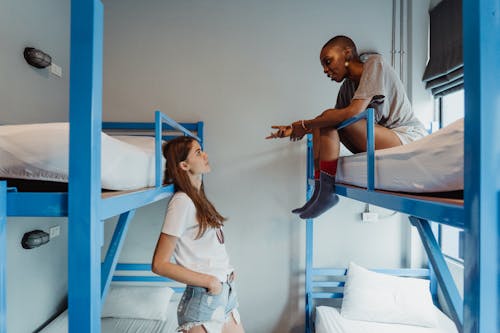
<box><xmin>0</xmin><ymin>114</ymin><xmax>201</xmax><ymax>333</ymax></box>
<box><xmin>0</xmin><ymin>1</ymin><xmax>204</xmax><ymax>332</ymax></box>
<box><xmin>305</xmin><ymin>1</ymin><xmax>499</xmax><ymax>332</ymax></box>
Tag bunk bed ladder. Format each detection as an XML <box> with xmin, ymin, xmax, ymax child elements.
<box><xmin>409</xmin><ymin>216</ymin><xmax>463</xmax><ymax>332</ymax></box>
<box><xmin>0</xmin><ymin>182</ymin><xmax>5</xmax><ymax>333</ymax></box>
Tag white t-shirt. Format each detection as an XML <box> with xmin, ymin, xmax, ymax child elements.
<box><xmin>161</xmin><ymin>192</ymin><xmax>233</xmax><ymax>282</ymax></box>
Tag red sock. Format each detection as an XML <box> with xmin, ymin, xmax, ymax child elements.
<box><xmin>314</xmin><ymin>170</ymin><xmax>320</xmax><ymax>180</ymax></box>
<box><xmin>320</xmin><ymin>159</ymin><xmax>338</xmax><ymax>177</ymax></box>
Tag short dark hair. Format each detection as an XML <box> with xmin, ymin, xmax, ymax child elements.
<box><xmin>322</xmin><ymin>35</ymin><xmax>358</xmax><ymax>58</ymax></box>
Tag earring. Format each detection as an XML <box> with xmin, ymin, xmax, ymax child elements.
<box><xmin>344</xmin><ymin>61</ymin><xmax>349</xmax><ymax>67</ymax></box>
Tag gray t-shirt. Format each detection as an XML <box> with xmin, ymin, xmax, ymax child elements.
<box><xmin>336</xmin><ymin>54</ymin><xmax>425</xmax><ymax>130</ymax></box>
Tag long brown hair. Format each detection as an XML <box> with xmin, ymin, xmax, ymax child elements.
<box><xmin>163</xmin><ymin>136</ymin><xmax>226</xmax><ymax>238</ymax></box>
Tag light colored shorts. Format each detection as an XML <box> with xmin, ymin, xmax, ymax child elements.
<box><xmin>392</xmin><ymin>125</ymin><xmax>429</xmax><ymax>145</ymax></box>
<box><xmin>177</xmin><ymin>279</ymin><xmax>240</xmax><ymax>333</ymax></box>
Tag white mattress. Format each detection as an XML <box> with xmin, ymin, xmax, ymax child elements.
<box><xmin>39</xmin><ymin>301</ymin><xmax>178</xmax><ymax>333</ymax></box>
<box><xmin>336</xmin><ymin>118</ymin><xmax>463</xmax><ymax>193</ymax></box>
<box><xmin>0</xmin><ymin>123</ymin><xmax>164</xmax><ymax>190</ymax></box>
<box><xmin>315</xmin><ymin>306</ymin><xmax>458</xmax><ymax>333</ymax></box>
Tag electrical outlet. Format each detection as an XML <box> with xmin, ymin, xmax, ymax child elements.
<box><xmin>50</xmin><ymin>63</ymin><xmax>62</xmax><ymax>78</ymax></box>
<box><xmin>49</xmin><ymin>225</ymin><xmax>61</xmax><ymax>239</ymax></box>
<box><xmin>362</xmin><ymin>212</ymin><xmax>378</xmax><ymax>222</ymax></box>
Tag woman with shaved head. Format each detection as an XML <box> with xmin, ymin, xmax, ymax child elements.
<box><xmin>268</xmin><ymin>35</ymin><xmax>427</xmax><ymax>219</ymax></box>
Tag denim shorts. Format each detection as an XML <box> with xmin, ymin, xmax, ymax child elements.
<box><xmin>177</xmin><ymin>279</ymin><xmax>240</xmax><ymax>333</ymax></box>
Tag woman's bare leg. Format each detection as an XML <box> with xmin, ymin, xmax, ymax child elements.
<box><xmin>312</xmin><ymin>128</ymin><xmax>320</xmax><ymax>171</ymax></box>
<box><xmin>222</xmin><ymin>312</ymin><xmax>245</xmax><ymax>333</ymax></box>
<box><xmin>292</xmin><ymin>128</ymin><xmax>324</xmax><ymax>214</ymax></box>
<box><xmin>318</xmin><ymin>127</ymin><xmax>340</xmax><ymax>160</ymax></box>
<box><xmin>338</xmin><ymin>120</ymin><xmax>402</xmax><ymax>153</ymax></box>
<box><xmin>185</xmin><ymin>325</ymin><xmax>208</xmax><ymax>333</ymax></box>
<box><xmin>299</xmin><ymin>127</ymin><xmax>340</xmax><ymax>218</ymax></box>
<box><xmin>300</xmin><ymin>121</ymin><xmax>401</xmax><ymax>219</ymax></box>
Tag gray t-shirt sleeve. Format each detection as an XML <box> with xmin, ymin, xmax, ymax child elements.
<box><xmin>353</xmin><ymin>57</ymin><xmax>385</xmax><ymax>101</ymax></box>
<box><xmin>334</xmin><ymin>54</ymin><xmax>426</xmax><ymax>132</ymax></box>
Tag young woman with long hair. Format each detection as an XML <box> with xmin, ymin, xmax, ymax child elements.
<box><xmin>152</xmin><ymin>136</ymin><xmax>245</xmax><ymax>333</ymax></box>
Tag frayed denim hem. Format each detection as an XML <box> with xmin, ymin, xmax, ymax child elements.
<box><xmin>177</xmin><ymin>320</ymin><xmax>223</xmax><ymax>333</ymax></box>
<box><xmin>177</xmin><ymin>309</ymin><xmax>240</xmax><ymax>333</ymax></box>
<box><xmin>177</xmin><ymin>321</ymin><xmax>206</xmax><ymax>331</ymax></box>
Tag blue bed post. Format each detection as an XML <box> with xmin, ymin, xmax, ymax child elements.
<box><xmin>463</xmin><ymin>0</ymin><xmax>500</xmax><ymax>332</ymax></box>
<box><xmin>0</xmin><ymin>182</ymin><xmax>6</xmax><ymax>333</ymax></box>
<box><xmin>305</xmin><ymin>134</ymin><xmax>314</xmax><ymax>333</ymax></box>
<box><xmin>68</xmin><ymin>0</ymin><xmax>104</xmax><ymax>332</ymax></box>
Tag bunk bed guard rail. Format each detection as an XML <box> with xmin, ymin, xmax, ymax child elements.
<box><xmin>154</xmin><ymin>111</ymin><xmax>201</xmax><ymax>187</ymax></box>
<box><xmin>310</xmin><ymin>108</ymin><xmax>375</xmax><ymax>190</ymax></box>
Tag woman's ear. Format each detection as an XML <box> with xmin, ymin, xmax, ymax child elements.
<box><xmin>179</xmin><ymin>161</ymin><xmax>190</xmax><ymax>171</ymax></box>
<box><xmin>344</xmin><ymin>47</ymin><xmax>352</xmax><ymax>62</ymax></box>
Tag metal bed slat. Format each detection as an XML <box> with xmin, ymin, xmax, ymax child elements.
<box><xmin>103</xmin><ymin>121</ymin><xmax>199</xmax><ymax>132</ymax></box>
<box><xmin>100</xmin><ymin>187</ymin><xmax>173</xmax><ymax>220</ymax></box>
<box><xmin>335</xmin><ymin>184</ymin><xmax>464</xmax><ymax>228</ymax></box>
<box><xmin>7</xmin><ymin>192</ymin><xmax>68</xmax><ymax>217</ymax></box>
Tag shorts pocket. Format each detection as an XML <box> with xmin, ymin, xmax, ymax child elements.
<box><xmin>177</xmin><ymin>286</ymin><xmax>195</xmax><ymax>318</ymax></box>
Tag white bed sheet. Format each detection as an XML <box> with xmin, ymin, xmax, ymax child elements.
<box><xmin>336</xmin><ymin>118</ymin><xmax>463</xmax><ymax>193</ymax></box>
<box><xmin>39</xmin><ymin>300</ymin><xmax>178</xmax><ymax>333</ymax></box>
<box><xmin>315</xmin><ymin>306</ymin><xmax>458</xmax><ymax>333</ymax></box>
<box><xmin>0</xmin><ymin>123</ymin><xmax>165</xmax><ymax>190</ymax></box>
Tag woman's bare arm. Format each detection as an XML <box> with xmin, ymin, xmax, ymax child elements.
<box><xmin>152</xmin><ymin>233</ymin><xmax>222</xmax><ymax>294</ymax></box>
<box><xmin>303</xmin><ymin>98</ymin><xmax>371</xmax><ymax>130</ymax></box>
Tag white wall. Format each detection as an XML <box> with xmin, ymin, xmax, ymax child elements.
<box><xmin>0</xmin><ymin>0</ymin><xmax>69</xmax><ymax>124</ymax></box>
<box><xmin>1</xmin><ymin>0</ymin><xmax>70</xmax><ymax>332</ymax></box>
<box><xmin>102</xmin><ymin>1</ymin><xmax>432</xmax><ymax>332</ymax></box>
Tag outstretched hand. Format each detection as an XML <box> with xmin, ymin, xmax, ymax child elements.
<box><xmin>290</xmin><ymin>121</ymin><xmax>308</xmax><ymax>141</ymax></box>
<box><xmin>266</xmin><ymin>125</ymin><xmax>293</xmax><ymax>139</ymax></box>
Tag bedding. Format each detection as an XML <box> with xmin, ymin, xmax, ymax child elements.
<box><xmin>336</xmin><ymin>118</ymin><xmax>463</xmax><ymax>193</ymax></box>
<box><xmin>315</xmin><ymin>306</ymin><xmax>458</xmax><ymax>333</ymax></box>
<box><xmin>39</xmin><ymin>308</ymin><xmax>178</xmax><ymax>333</ymax></box>
<box><xmin>0</xmin><ymin>123</ymin><xmax>165</xmax><ymax>191</ymax></box>
<box><xmin>102</xmin><ymin>285</ymin><xmax>174</xmax><ymax>320</ymax></box>
<box><xmin>40</xmin><ymin>287</ymin><xmax>178</xmax><ymax>333</ymax></box>
<box><xmin>341</xmin><ymin>262</ymin><xmax>437</xmax><ymax>327</ymax></box>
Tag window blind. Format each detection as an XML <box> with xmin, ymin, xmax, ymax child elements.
<box><xmin>422</xmin><ymin>0</ymin><xmax>462</xmax><ymax>97</ymax></box>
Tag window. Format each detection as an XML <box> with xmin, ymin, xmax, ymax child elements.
<box><xmin>435</xmin><ymin>89</ymin><xmax>464</xmax><ymax>262</ymax></box>
<box><xmin>441</xmin><ymin>89</ymin><xmax>464</xmax><ymax>126</ymax></box>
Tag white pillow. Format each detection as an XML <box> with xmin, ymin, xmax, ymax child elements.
<box><xmin>340</xmin><ymin>262</ymin><xmax>438</xmax><ymax>327</ymax></box>
<box><xmin>102</xmin><ymin>285</ymin><xmax>174</xmax><ymax>320</ymax></box>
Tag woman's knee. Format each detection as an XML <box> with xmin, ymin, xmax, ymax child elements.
<box><xmin>319</xmin><ymin>127</ymin><xmax>337</xmax><ymax>137</ymax></box>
